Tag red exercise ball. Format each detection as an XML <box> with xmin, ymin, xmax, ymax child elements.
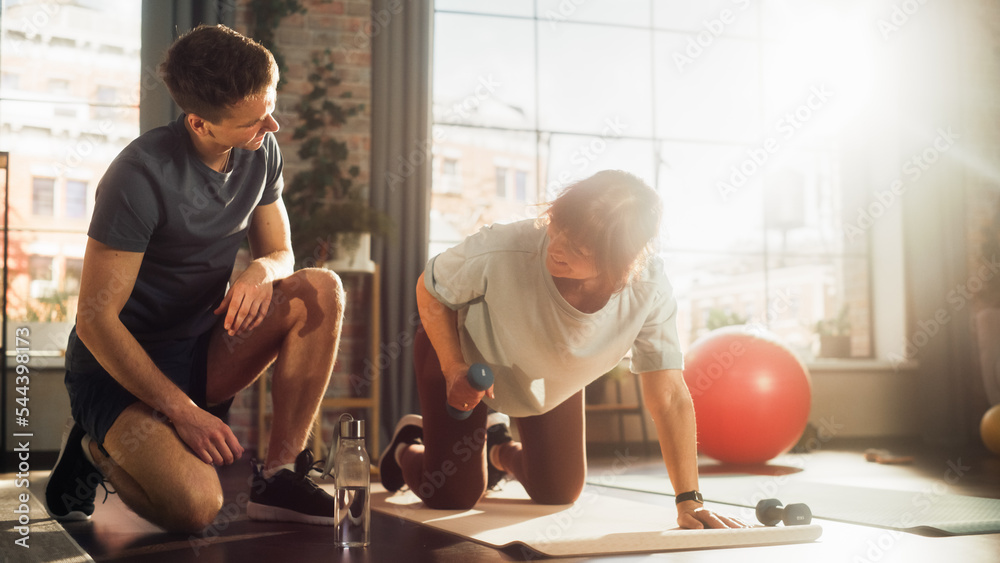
<box><xmin>682</xmin><ymin>326</ymin><xmax>812</xmax><ymax>464</ymax></box>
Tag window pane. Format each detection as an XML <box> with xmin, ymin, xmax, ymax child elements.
<box><xmin>537</xmin><ymin>0</ymin><xmax>651</xmax><ymax>28</ymax></box>
<box><xmin>430</xmin><ymin>125</ymin><xmax>538</xmax><ymax>255</ymax></box>
<box><xmin>761</xmin><ymin>0</ymin><xmax>883</xmax><ymax>146</ymax></box>
<box><xmin>544</xmin><ymin>134</ymin><xmax>655</xmax><ymax>200</ymax></box>
<box><xmin>657</xmin><ymin>141</ymin><xmax>765</xmax><ymax>253</ymax></box>
<box><xmin>435</xmin><ymin>0</ymin><xmax>534</xmax><ymax>17</ymax></box>
<box><xmin>765</xmin><ymin>254</ymin><xmax>871</xmax><ymax>359</ymax></box>
<box><xmin>669</xmin><ymin>253</ymin><xmax>766</xmax><ymax>350</ymax></box>
<box><xmin>3</xmin><ymin>0</ymin><xmax>141</xmax><ymax>106</ymax></box>
<box><xmin>654</xmin><ymin>0</ymin><xmax>760</xmax><ymax>36</ymax></box>
<box><xmin>538</xmin><ymin>23</ymin><xmax>652</xmax><ymax>137</ymax></box>
<box><xmin>434</xmin><ymin>13</ymin><xmax>536</xmax><ymax>129</ymax></box>
<box><xmin>763</xmin><ymin>147</ymin><xmax>843</xmax><ymax>253</ymax></box>
<box><xmin>655</xmin><ymin>31</ymin><xmax>761</xmax><ymax>143</ymax></box>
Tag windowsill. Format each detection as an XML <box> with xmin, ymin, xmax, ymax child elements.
<box><xmin>806</xmin><ymin>357</ymin><xmax>918</xmax><ymax>374</ymax></box>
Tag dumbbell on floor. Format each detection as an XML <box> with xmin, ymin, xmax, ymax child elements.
<box><xmin>756</xmin><ymin>498</ymin><xmax>812</xmax><ymax>526</ymax></box>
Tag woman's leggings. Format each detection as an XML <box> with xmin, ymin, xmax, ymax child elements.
<box><xmin>400</xmin><ymin>327</ymin><xmax>587</xmax><ymax>509</ymax></box>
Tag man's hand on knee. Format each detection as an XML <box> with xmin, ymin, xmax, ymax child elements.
<box><xmin>171</xmin><ymin>405</ymin><xmax>244</xmax><ymax>466</ymax></box>
<box><xmin>214</xmin><ymin>261</ymin><xmax>273</xmax><ymax>336</ymax></box>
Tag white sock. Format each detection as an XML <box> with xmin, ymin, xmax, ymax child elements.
<box><xmin>80</xmin><ymin>434</ymin><xmax>105</xmax><ymax>477</ymax></box>
<box><xmin>262</xmin><ymin>463</ymin><xmax>295</xmax><ymax>479</ymax></box>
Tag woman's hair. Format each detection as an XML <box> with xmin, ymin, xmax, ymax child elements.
<box><xmin>159</xmin><ymin>25</ymin><xmax>278</xmax><ymax>124</ymax></box>
<box><xmin>543</xmin><ymin>170</ymin><xmax>662</xmax><ymax>294</ymax></box>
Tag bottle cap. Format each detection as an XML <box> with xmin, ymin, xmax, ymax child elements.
<box><xmin>340</xmin><ymin>418</ymin><xmax>365</xmax><ymax>439</ymax></box>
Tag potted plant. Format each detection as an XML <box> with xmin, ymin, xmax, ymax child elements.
<box><xmin>283</xmin><ymin>48</ymin><xmax>393</xmax><ymax>271</ymax></box>
<box><xmin>815</xmin><ymin>305</ymin><xmax>851</xmax><ymax>358</ymax></box>
<box><xmin>705</xmin><ymin>308</ymin><xmax>749</xmax><ymax>332</ymax></box>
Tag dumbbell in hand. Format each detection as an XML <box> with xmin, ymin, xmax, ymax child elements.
<box><xmin>446</xmin><ymin>363</ymin><xmax>494</xmax><ymax>420</ymax></box>
<box><xmin>756</xmin><ymin>498</ymin><xmax>812</xmax><ymax>526</ymax></box>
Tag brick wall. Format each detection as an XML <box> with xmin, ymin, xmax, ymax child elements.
<box><xmin>229</xmin><ymin>0</ymin><xmax>375</xmax><ymax>458</ymax></box>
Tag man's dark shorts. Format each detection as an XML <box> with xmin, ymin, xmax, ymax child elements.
<box><xmin>65</xmin><ymin>329</ymin><xmax>229</xmax><ymax>447</ymax></box>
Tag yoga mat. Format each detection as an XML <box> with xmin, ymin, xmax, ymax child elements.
<box><xmin>593</xmin><ymin>474</ymin><xmax>1000</xmax><ymax>536</ymax></box>
<box><xmin>369</xmin><ymin>482</ymin><xmax>822</xmax><ymax>557</ymax></box>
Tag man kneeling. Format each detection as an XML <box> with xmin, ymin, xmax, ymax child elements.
<box><xmin>44</xmin><ymin>25</ymin><xmax>344</xmax><ymax>532</ymax></box>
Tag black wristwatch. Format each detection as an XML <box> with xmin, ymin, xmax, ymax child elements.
<box><xmin>675</xmin><ymin>490</ymin><xmax>703</xmax><ymax>505</ymax></box>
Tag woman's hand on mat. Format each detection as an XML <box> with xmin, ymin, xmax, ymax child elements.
<box><xmin>677</xmin><ymin>504</ymin><xmax>754</xmax><ymax>529</ymax></box>
<box><xmin>444</xmin><ymin>363</ymin><xmax>494</xmax><ymax>413</ymax></box>
<box><xmin>173</xmin><ymin>406</ymin><xmax>245</xmax><ymax>466</ymax></box>
<box><xmin>214</xmin><ymin>262</ymin><xmax>273</xmax><ymax>337</ymax></box>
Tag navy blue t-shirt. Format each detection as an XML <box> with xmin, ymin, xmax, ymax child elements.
<box><xmin>66</xmin><ymin>114</ymin><xmax>283</xmax><ymax>372</ymax></box>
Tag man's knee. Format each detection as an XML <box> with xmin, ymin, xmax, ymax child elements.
<box><xmin>280</xmin><ymin>268</ymin><xmax>344</xmax><ymax>315</ymax></box>
<box><xmin>164</xmin><ymin>496</ymin><xmax>223</xmax><ymax>533</ymax></box>
<box><xmin>154</xmin><ymin>474</ymin><xmax>224</xmax><ymax>533</ymax></box>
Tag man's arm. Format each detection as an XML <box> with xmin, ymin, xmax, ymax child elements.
<box><xmin>640</xmin><ymin>369</ymin><xmax>746</xmax><ymax>529</ymax></box>
<box><xmin>75</xmin><ymin>237</ymin><xmax>243</xmax><ymax>466</ymax></box>
<box><xmin>214</xmin><ymin>199</ymin><xmax>294</xmax><ymax>336</ymax></box>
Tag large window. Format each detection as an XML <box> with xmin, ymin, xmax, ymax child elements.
<box><xmin>1</xmin><ymin>0</ymin><xmax>141</xmax><ymax>325</ymax></box>
<box><xmin>430</xmin><ymin>1</ymin><xmax>880</xmax><ymax>360</ymax></box>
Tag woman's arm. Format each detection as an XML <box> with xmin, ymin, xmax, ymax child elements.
<box><xmin>640</xmin><ymin>369</ymin><xmax>748</xmax><ymax>529</ymax></box>
<box><xmin>416</xmin><ymin>272</ymin><xmax>494</xmax><ymax>410</ymax></box>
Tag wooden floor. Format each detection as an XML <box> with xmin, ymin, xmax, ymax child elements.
<box><xmin>14</xmin><ymin>438</ymin><xmax>1000</xmax><ymax>562</ymax></box>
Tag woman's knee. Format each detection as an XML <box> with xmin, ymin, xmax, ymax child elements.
<box><xmin>418</xmin><ymin>475</ymin><xmax>486</xmax><ymax>510</ymax></box>
<box><xmin>407</xmin><ymin>446</ymin><xmax>487</xmax><ymax>510</ymax></box>
<box><xmin>528</xmin><ymin>482</ymin><xmax>584</xmax><ymax>505</ymax></box>
<box><xmin>523</xmin><ymin>466</ymin><xmax>586</xmax><ymax>505</ymax></box>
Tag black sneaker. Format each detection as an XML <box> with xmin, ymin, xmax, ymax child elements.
<box><xmin>247</xmin><ymin>448</ymin><xmax>337</xmax><ymax>526</ymax></box>
<box><xmin>45</xmin><ymin>418</ymin><xmax>103</xmax><ymax>521</ymax></box>
<box><xmin>486</xmin><ymin>412</ymin><xmax>513</xmax><ymax>490</ymax></box>
<box><xmin>378</xmin><ymin>414</ymin><xmax>423</xmax><ymax>492</ymax></box>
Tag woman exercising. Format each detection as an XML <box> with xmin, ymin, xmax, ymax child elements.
<box><xmin>381</xmin><ymin>170</ymin><xmax>748</xmax><ymax>529</ymax></box>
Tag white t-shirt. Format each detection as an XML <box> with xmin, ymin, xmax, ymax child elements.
<box><xmin>424</xmin><ymin>219</ymin><xmax>683</xmax><ymax>417</ymax></box>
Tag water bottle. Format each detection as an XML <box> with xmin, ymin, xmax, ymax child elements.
<box><xmin>334</xmin><ymin>414</ymin><xmax>370</xmax><ymax>548</ymax></box>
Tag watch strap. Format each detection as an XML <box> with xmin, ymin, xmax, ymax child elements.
<box><xmin>675</xmin><ymin>490</ymin><xmax>704</xmax><ymax>505</ymax></box>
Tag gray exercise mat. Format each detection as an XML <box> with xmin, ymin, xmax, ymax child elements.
<box><xmin>592</xmin><ymin>474</ymin><xmax>1000</xmax><ymax>536</ymax></box>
